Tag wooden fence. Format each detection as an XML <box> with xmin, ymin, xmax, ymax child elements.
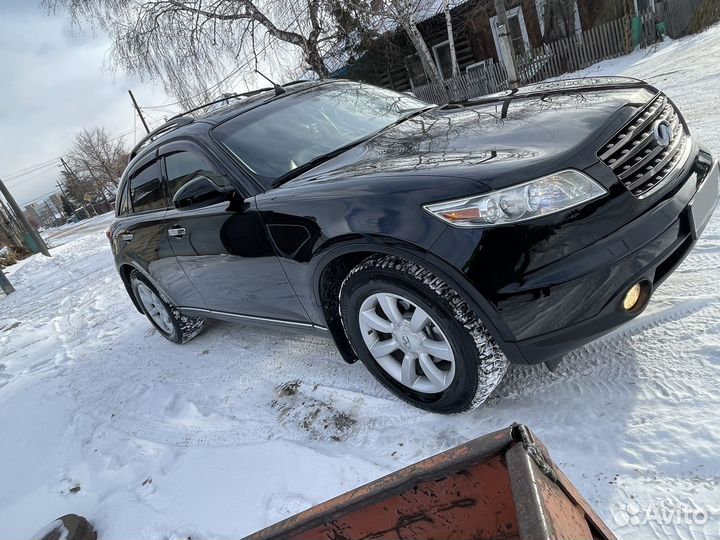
<box><xmin>412</xmin><ymin>0</ymin><xmax>720</xmax><ymax>105</ymax></box>
<box><xmin>665</xmin><ymin>0</ymin><xmax>720</xmax><ymax>37</ymax></box>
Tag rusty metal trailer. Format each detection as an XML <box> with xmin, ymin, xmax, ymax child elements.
<box><xmin>243</xmin><ymin>424</ymin><xmax>617</xmax><ymax>540</ymax></box>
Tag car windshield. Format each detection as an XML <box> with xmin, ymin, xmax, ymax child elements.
<box><xmin>212</xmin><ymin>82</ymin><xmax>430</xmax><ymax>188</ymax></box>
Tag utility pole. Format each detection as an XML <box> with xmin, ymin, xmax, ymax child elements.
<box><xmin>0</xmin><ymin>197</ymin><xmax>25</xmax><ymax>246</ymax></box>
<box><xmin>56</xmin><ymin>180</ymin><xmax>80</xmax><ymax>220</ymax></box>
<box><xmin>129</xmin><ymin>90</ymin><xmax>150</xmax><ymax>134</ymax></box>
<box><xmin>493</xmin><ymin>0</ymin><xmax>519</xmax><ymax>89</ymax></box>
<box><xmin>79</xmin><ymin>158</ymin><xmax>111</xmax><ymax>208</ymax></box>
<box><xmin>43</xmin><ymin>200</ymin><xmax>62</xmax><ymax>228</ymax></box>
<box><xmin>0</xmin><ymin>178</ymin><xmax>50</xmax><ymax>257</ymax></box>
<box><xmin>60</xmin><ymin>158</ymin><xmax>96</xmax><ymax>217</ymax></box>
<box><xmin>0</xmin><ymin>267</ymin><xmax>14</xmax><ymax>295</ymax></box>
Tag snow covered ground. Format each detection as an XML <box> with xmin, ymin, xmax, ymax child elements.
<box><xmin>3</xmin><ymin>27</ymin><xmax>720</xmax><ymax>540</ymax></box>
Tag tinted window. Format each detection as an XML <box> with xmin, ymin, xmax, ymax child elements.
<box><xmin>129</xmin><ymin>160</ymin><xmax>166</xmax><ymax>213</ymax></box>
<box><xmin>117</xmin><ymin>183</ymin><xmax>131</xmax><ymax>215</ymax></box>
<box><xmin>212</xmin><ymin>82</ymin><xmax>430</xmax><ymax>187</ymax></box>
<box><xmin>164</xmin><ymin>150</ymin><xmax>226</xmax><ymax>198</ymax></box>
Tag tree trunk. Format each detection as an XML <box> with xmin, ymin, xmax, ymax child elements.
<box><xmin>444</xmin><ymin>0</ymin><xmax>460</xmax><ymax>78</ymax></box>
<box><xmin>493</xmin><ymin>0</ymin><xmax>519</xmax><ymax>88</ymax></box>
<box><xmin>401</xmin><ymin>16</ymin><xmax>442</xmax><ymax>86</ymax></box>
<box><xmin>306</xmin><ymin>43</ymin><xmax>330</xmax><ymax>78</ymax></box>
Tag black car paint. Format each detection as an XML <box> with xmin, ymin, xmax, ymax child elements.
<box><xmin>111</xmin><ymin>78</ymin><xmax>714</xmax><ymax>366</ymax></box>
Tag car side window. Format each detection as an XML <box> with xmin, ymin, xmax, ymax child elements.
<box><xmin>164</xmin><ymin>150</ymin><xmax>226</xmax><ymax>198</ymax></box>
<box><xmin>117</xmin><ymin>182</ymin><xmax>131</xmax><ymax>215</ymax></box>
<box><xmin>129</xmin><ymin>159</ymin><xmax>166</xmax><ymax>213</ymax></box>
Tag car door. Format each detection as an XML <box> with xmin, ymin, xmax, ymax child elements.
<box><xmin>114</xmin><ymin>152</ymin><xmax>203</xmax><ymax>306</ymax></box>
<box><xmin>160</xmin><ymin>141</ymin><xmax>310</xmax><ymax>323</ymax></box>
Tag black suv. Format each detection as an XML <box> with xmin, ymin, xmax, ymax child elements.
<box><xmin>110</xmin><ymin>78</ymin><xmax>719</xmax><ymax>413</ymax></box>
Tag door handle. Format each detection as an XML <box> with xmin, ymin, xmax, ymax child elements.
<box><xmin>168</xmin><ymin>227</ymin><xmax>186</xmax><ymax>238</ymax></box>
<box><xmin>121</xmin><ymin>233</ymin><xmax>134</xmax><ymax>242</ymax></box>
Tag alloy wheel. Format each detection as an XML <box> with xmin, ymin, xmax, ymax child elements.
<box><xmin>136</xmin><ymin>282</ymin><xmax>174</xmax><ymax>335</ymax></box>
<box><xmin>357</xmin><ymin>292</ymin><xmax>456</xmax><ymax>394</ymax></box>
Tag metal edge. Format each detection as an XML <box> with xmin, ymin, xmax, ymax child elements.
<box><xmin>179</xmin><ymin>306</ymin><xmax>327</xmax><ymax>331</ymax></box>
<box><xmin>506</xmin><ymin>443</ymin><xmax>555</xmax><ymax>540</ymax></box>
<box><xmin>551</xmin><ymin>466</ymin><xmax>619</xmax><ymax>540</ymax></box>
<box><xmin>240</xmin><ymin>425</ymin><xmax>517</xmax><ymax>540</ymax></box>
<box><xmin>511</xmin><ymin>425</ymin><xmax>618</xmax><ymax>540</ymax></box>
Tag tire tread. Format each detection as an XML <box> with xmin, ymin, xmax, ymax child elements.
<box><xmin>340</xmin><ymin>255</ymin><xmax>508</xmax><ymax>412</ymax></box>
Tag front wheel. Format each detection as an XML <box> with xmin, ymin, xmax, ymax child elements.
<box><xmin>340</xmin><ymin>255</ymin><xmax>508</xmax><ymax>414</ymax></box>
<box><xmin>130</xmin><ymin>270</ymin><xmax>204</xmax><ymax>344</ymax></box>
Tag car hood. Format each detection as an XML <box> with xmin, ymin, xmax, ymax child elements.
<box><xmin>287</xmin><ymin>78</ymin><xmax>657</xmax><ymax>191</ymax></box>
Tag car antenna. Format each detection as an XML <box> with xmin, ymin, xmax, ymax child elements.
<box><xmin>255</xmin><ymin>69</ymin><xmax>285</xmax><ymax>96</ymax></box>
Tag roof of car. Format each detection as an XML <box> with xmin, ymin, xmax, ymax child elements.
<box><xmin>127</xmin><ymin>80</ymin><xmax>341</xmax><ymax>166</ymax></box>
<box><xmin>197</xmin><ymin>80</ymin><xmax>326</xmax><ymax>124</ymax></box>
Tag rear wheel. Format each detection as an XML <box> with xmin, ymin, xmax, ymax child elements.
<box><xmin>130</xmin><ymin>270</ymin><xmax>204</xmax><ymax>344</ymax></box>
<box><xmin>340</xmin><ymin>255</ymin><xmax>508</xmax><ymax>414</ymax></box>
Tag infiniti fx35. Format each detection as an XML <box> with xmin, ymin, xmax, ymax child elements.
<box><xmin>110</xmin><ymin>79</ymin><xmax>719</xmax><ymax>413</ymax></box>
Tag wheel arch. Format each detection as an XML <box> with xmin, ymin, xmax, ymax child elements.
<box><xmin>311</xmin><ymin>237</ymin><xmax>525</xmax><ymax>365</ymax></box>
<box><xmin>118</xmin><ymin>263</ymin><xmax>143</xmax><ymax>313</ymax></box>
<box><xmin>118</xmin><ymin>262</ymin><xmax>177</xmax><ymax>315</ymax></box>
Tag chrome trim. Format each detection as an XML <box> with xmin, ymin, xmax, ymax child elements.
<box><xmin>178</xmin><ymin>306</ymin><xmax>326</xmax><ymax>330</ymax></box>
<box><xmin>637</xmin><ymin>136</ymin><xmax>693</xmax><ymax>200</ymax></box>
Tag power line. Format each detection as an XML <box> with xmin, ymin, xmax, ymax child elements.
<box><xmin>1</xmin><ymin>159</ymin><xmax>60</xmax><ymax>180</ymax></box>
<box><xmin>3</xmin><ymin>21</ymin><xmax>296</xmax><ymax>183</ymax></box>
<box><xmin>140</xmin><ymin>63</ymin><xmax>251</xmax><ymax>110</ymax></box>
<box><xmin>3</xmin><ymin>163</ymin><xmax>59</xmax><ymax>183</ymax></box>
<box><xmin>2</xmin><ymin>122</ymin><xmax>154</xmax><ymax>186</ymax></box>
<box><xmin>139</xmin><ymin>10</ymin><xmax>306</xmax><ymax>112</ymax></box>
<box><xmin>22</xmin><ymin>188</ymin><xmax>63</xmax><ymax>206</ymax></box>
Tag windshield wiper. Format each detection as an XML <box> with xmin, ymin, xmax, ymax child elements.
<box><xmin>270</xmin><ymin>105</ymin><xmax>436</xmax><ymax>189</ymax></box>
<box><xmin>271</xmin><ymin>137</ymin><xmax>373</xmax><ymax>188</ymax></box>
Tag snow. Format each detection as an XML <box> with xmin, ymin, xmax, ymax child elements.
<box><xmin>3</xmin><ymin>26</ymin><xmax>720</xmax><ymax>539</ymax></box>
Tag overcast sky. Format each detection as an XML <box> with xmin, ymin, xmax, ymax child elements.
<box><xmin>0</xmin><ymin>2</ymin><xmax>176</xmax><ymax>205</ymax></box>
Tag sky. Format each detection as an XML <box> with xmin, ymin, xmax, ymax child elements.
<box><xmin>0</xmin><ymin>2</ymin><xmax>175</xmax><ymax>206</ymax></box>
<box><xmin>0</xmin><ymin>2</ymin><xmax>306</xmax><ymax>207</ymax></box>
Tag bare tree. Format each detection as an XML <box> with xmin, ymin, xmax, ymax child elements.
<box><xmin>443</xmin><ymin>0</ymin><xmax>460</xmax><ymax>78</ymax></box>
<box><xmin>542</xmin><ymin>0</ymin><xmax>579</xmax><ymax>42</ymax></box>
<box><xmin>69</xmin><ymin>128</ymin><xmax>127</xmax><ymax>188</ymax></box>
<box><xmin>354</xmin><ymin>0</ymin><xmax>444</xmax><ymax>86</ymax></box>
<box><xmin>43</xmin><ymin>0</ymin><xmax>356</xmax><ymax>105</ymax></box>
<box><xmin>62</xmin><ymin>127</ymin><xmax>128</xmax><ymax>207</ymax></box>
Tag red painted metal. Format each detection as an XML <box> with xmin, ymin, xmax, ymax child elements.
<box><xmin>243</xmin><ymin>424</ymin><xmax>617</xmax><ymax>540</ymax></box>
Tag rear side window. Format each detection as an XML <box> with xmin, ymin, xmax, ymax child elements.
<box><xmin>165</xmin><ymin>150</ymin><xmax>226</xmax><ymax>198</ymax></box>
<box><xmin>117</xmin><ymin>182</ymin><xmax>131</xmax><ymax>215</ymax></box>
<box><xmin>129</xmin><ymin>159</ymin><xmax>166</xmax><ymax>213</ymax></box>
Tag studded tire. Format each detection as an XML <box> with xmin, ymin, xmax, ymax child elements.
<box><xmin>339</xmin><ymin>255</ymin><xmax>508</xmax><ymax>414</ymax></box>
<box><xmin>130</xmin><ymin>270</ymin><xmax>205</xmax><ymax>344</ymax></box>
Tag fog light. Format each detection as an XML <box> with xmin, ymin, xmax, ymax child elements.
<box><xmin>623</xmin><ymin>283</ymin><xmax>642</xmax><ymax>311</ymax></box>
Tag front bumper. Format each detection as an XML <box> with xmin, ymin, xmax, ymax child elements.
<box><xmin>515</xmin><ymin>158</ymin><xmax>719</xmax><ymax>364</ymax></box>
<box><xmin>429</xmin><ymin>151</ymin><xmax>719</xmax><ymax>365</ymax></box>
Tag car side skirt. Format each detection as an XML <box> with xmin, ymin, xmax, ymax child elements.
<box><xmin>179</xmin><ymin>306</ymin><xmax>329</xmax><ymax>333</ymax></box>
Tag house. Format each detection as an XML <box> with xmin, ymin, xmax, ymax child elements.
<box><xmin>342</xmin><ymin>0</ymin><xmax>636</xmax><ymax>93</ymax></box>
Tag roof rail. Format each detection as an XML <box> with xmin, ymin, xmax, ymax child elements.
<box><xmin>166</xmin><ymin>79</ymin><xmax>314</xmax><ymax>122</ymax></box>
<box><xmin>129</xmin><ymin>116</ymin><xmax>195</xmax><ymax>161</ymax></box>
<box><xmin>128</xmin><ymin>80</ymin><xmax>317</xmax><ymax>161</ymax></box>
<box><xmin>167</xmin><ymin>87</ymin><xmax>277</xmax><ymax>122</ymax></box>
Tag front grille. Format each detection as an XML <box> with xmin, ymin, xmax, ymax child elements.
<box><xmin>599</xmin><ymin>94</ymin><xmax>688</xmax><ymax>197</ymax></box>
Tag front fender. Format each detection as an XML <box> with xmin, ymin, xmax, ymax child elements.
<box><xmin>310</xmin><ymin>236</ymin><xmax>526</xmax><ymax>365</ymax></box>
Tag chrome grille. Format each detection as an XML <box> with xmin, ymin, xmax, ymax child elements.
<box><xmin>599</xmin><ymin>94</ymin><xmax>687</xmax><ymax>197</ymax></box>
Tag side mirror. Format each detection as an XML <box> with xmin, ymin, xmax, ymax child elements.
<box><xmin>173</xmin><ymin>176</ymin><xmax>229</xmax><ymax>210</ymax></box>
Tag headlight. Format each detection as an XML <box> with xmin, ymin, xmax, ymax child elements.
<box><xmin>423</xmin><ymin>170</ymin><xmax>607</xmax><ymax>227</ymax></box>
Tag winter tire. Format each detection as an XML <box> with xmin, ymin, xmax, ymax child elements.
<box><xmin>340</xmin><ymin>255</ymin><xmax>508</xmax><ymax>414</ymax></box>
<box><xmin>130</xmin><ymin>270</ymin><xmax>204</xmax><ymax>344</ymax></box>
